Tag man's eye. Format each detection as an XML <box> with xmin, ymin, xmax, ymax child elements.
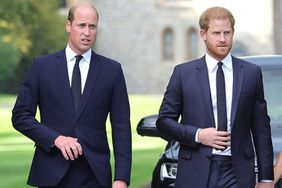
<box><xmin>89</xmin><ymin>25</ymin><xmax>96</xmax><ymax>29</ymax></box>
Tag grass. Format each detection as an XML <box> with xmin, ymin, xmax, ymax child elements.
<box><xmin>0</xmin><ymin>94</ymin><xmax>166</xmax><ymax>188</ymax></box>
<box><xmin>0</xmin><ymin>151</ymin><xmax>32</xmax><ymax>188</ymax></box>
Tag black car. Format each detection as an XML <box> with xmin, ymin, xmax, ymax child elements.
<box><xmin>137</xmin><ymin>55</ymin><xmax>282</xmax><ymax>188</ymax></box>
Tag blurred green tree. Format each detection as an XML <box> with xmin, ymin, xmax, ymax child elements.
<box><xmin>0</xmin><ymin>39</ymin><xmax>21</xmax><ymax>92</ymax></box>
<box><xmin>0</xmin><ymin>0</ymin><xmax>67</xmax><ymax>93</ymax></box>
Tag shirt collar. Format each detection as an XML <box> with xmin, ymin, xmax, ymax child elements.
<box><xmin>65</xmin><ymin>44</ymin><xmax>92</xmax><ymax>63</ymax></box>
<box><xmin>205</xmin><ymin>53</ymin><xmax>232</xmax><ymax>73</ymax></box>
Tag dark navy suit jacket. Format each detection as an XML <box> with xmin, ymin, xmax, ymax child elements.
<box><xmin>157</xmin><ymin>56</ymin><xmax>273</xmax><ymax>188</ymax></box>
<box><xmin>12</xmin><ymin>50</ymin><xmax>132</xmax><ymax>187</ymax></box>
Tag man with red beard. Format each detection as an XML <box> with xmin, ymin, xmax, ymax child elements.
<box><xmin>157</xmin><ymin>7</ymin><xmax>273</xmax><ymax>188</ymax></box>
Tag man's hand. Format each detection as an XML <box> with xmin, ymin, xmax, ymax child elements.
<box><xmin>255</xmin><ymin>182</ymin><xmax>274</xmax><ymax>188</ymax></box>
<box><xmin>198</xmin><ymin>127</ymin><xmax>230</xmax><ymax>150</ymax></box>
<box><xmin>54</xmin><ymin>135</ymin><xmax>83</xmax><ymax>160</ymax></box>
<box><xmin>113</xmin><ymin>180</ymin><xmax>127</xmax><ymax>188</ymax></box>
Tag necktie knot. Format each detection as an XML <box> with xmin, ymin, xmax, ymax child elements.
<box><xmin>75</xmin><ymin>55</ymin><xmax>83</xmax><ymax>63</ymax></box>
<box><xmin>218</xmin><ymin>61</ymin><xmax>223</xmax><ymax>68</ymax></box>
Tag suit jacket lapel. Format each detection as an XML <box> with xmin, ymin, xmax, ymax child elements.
<box><xmin>196</xmin><ymin>56</ymin><xmax>215</xmax><ymax>126</ymax></box>
<box><xmin>55</xmin><ymin>49</ymin><xmax>76</xmax><ymax>116</ymax></box>
<box><xmin>75</xmin><ymin>51</ymin><xmax>101</xmax><ymax>120</ymax></box>
<box><xmin>231</xmin><ymin>56</ymin><xmax>244</xmax><ymax>126</ymax></box>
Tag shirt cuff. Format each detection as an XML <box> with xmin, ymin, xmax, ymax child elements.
<box><xmin>195</xmin><ymin>128</ymin><xmax>201</xmax><ymax>143</ymax></box>
<box><xmin>260</xmin><ymin>180</ymin><xmax>273</xmax><ymax>183</ymax></box>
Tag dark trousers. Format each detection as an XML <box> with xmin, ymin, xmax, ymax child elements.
<box><xmin>39</xmin><ymin>155</ymin><xmax>108</xmax><ymax>188</ymax></box>
<box><xmin>207</xmin><ymin>155</ymin><xmax>238</xmax><ymax>188</ymax></box>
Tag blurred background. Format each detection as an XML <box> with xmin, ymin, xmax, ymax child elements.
<box><xmin>0</xmin><ymin>0</ymin><xmax>282</xmax><ymax>187</ymax></box>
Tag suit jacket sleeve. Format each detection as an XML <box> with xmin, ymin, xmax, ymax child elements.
<box><xmin>156</xmin><ymin>66</ymin><xmax>198</xmax><ymax>147</ymax></box>
<box><xmin>12</xmin><ymin>59</ymin><xmax>60</xmax><ymax>152</ymax></box>
<box><xmin>110</xmin><ymin>65</ymin><xmax>132</xmax><ymax>184</ymax></box>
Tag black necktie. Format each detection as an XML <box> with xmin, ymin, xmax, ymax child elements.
<box><xmin>72</xmin><ymin>55</ymin><xmax>83</xmax><ymax>113</ymax></box>
<box><xmin>216</xmin><ymin>62</ymin><xmax>227</xmax><ymax>132</ymax></box>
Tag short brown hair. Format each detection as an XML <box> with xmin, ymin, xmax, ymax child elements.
<box><xmin>199</xmin><ymin>7</ymin><xmax>235</xmax><ymax>31</ymax></box>
<box><xmin>67</xmin><ymin>3</ymin><xmax>99</xmax><ymax>23</ymax></box>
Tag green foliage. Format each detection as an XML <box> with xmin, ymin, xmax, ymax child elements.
<box><xmin>0</xmin><ymin>0</ymin><xmax>36</xmax><ymax>54</ymax></box>
<box><xmin>0</xmin><ymin>41</ymin><xmax>21</xmax><ymax>92</ymax></box>
<box><xmin>0</xmin><ymin>0</ymin><xmax>66</xmax><ymax>55</ymax></box>
<box><xmin>0</xmin><ymin>0</ymin><xmax>67</xmax><ymax>93</ymax></box>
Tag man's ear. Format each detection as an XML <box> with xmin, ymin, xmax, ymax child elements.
<box><xmin>200</xmin><ymin>29</ymin><xmax>207</xmax><ymax>41</ymax></box>
<box><xmin>66</xmin><ymin>20</ymin><xmax>71</xmax><ymax>33</ymax></box>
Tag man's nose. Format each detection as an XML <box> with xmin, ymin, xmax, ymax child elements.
<box><xmin>83</xmin><ymin>27</ymin><xmax>90</xmax><ymax>36</ymax></box>
<box><xmin>219</xmin><ymin>33</ymin><xmax>226</xmax><ymax>41</ymax></box>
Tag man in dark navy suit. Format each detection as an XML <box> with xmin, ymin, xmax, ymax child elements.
<box><xmin>157</xmin><ymin>7</ymin><xmax>274</xmax><ymax>188</ymax></box>
<box><xmin>12</xmin><ymin>2</ymin><xmax>131</xmax><ymax>188</ymax></box>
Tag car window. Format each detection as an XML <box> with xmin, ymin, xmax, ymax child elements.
<box><xmin>261</xmin><ymin>66</ymin><xmax>282</xmax><ymax>128</ymax></box>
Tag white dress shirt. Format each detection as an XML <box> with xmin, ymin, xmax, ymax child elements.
<box><xmin>195</xmin><ymin>53</ymin><xmax>233</xmax><ymax>156</ymax></box>
<box><xmin>65</xmin><ymin>45</ymin><xmax>91</xmax><ymax>94</ymax></box>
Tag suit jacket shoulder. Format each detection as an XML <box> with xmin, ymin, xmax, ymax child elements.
<box><xmin>34</xmin><ymin>50</ymin><xmax>65</xmax><ymax>63</ymax></box>
<box><xmin>173</xmin><ymin>56</ymin><xmax>207</xmax><ymax>77</ymax></box>
<box><xmin>94</xmin><ymin>53</ymin><xmax>119</xmax><ymax>64</ymax></box>
<box><xmin>175</xmin><ymin>56</ymin><xmax>205</xmax><ymax>68</ymax></box>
